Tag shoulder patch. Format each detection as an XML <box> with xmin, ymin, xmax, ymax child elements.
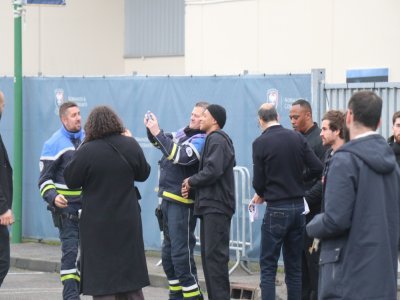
<box><xmin>186</xmin><ymin>147</ymin><xmax>193</xmax><ymax>157</ymax></box>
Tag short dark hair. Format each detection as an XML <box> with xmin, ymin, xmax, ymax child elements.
<box><xmin>258</xmin><ymin>105</ymin><xmax>278</xmax><ymax>122</ymax></box>
<box><xmin>347</xmin><ymin>91</ymin><xmax>382</xmax><ymax>130</ymax></box>
<box><xmin>195</xmin><ymin>101</ymin><xmax>209</xmax><ymax>109</ymax></box>
<box><xmin>292</xmin><ymin>99</ymin><xmax>312</xmax><ymax>114</ymax></box>
<box><xmin>322</xmin><ymin>110</ymin><xmax>346</xmax><ymax>139</ymax></box>
<box><xmin>84</xmin><ymin>106</ymin><xmax>125</xmax><ymax>142</ymax></box>
<box><xmin>392</xmin><ymin>111</ymin><xmax>400</xmax><ymax>125</ymax></box>
<box><xmin>59</xmin><ymin>101</ymin><xmax>78</xmax><ymax>118</ymax></box>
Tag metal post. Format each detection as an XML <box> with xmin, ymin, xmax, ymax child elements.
<box><xmin>12</xmin><ymin>0</ymin><xmax>23</xmax><ymax>243</ymax></box>
<box><xmin>311</xmin><ymin>69</ymin><xmax>326</xmax><ymax>125</ymax></box>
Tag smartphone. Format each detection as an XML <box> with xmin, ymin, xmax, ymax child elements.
<box><xmin>146</xmin><ymin>111</ymin><xmax>153</xmax><ymax>121</ymax></box>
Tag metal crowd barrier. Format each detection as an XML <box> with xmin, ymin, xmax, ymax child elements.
<box><xmin>228</xmin><ymin>166</ymin><xmax>254</xmax><ymax>274</ymax></box>
<box><xmin>192</xmin><ymin>166</ymin><xmax>254</xmax><ymax>274</ymax></box>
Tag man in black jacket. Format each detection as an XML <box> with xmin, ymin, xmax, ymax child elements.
<box><xmin>253</xmin><ymin>103</ymin><xmax>323</xmax><ymax>300</ymax></box>
<box><xmin>388</xmin><ymin>111</ymin><xmax>400</xmax><ymax>166</ymax></box>
<box><xmin>182</xmin><ymin>104</ymin><xmax>235</xmax><ymax>300</ymax></box>
<box><xmin>289</xmin><ymin>99</ymin><xmax>325</xmax><ymax>300</ymax></box>
<box><xmin>0</xmin><ymin>90</ymin><xmax>13</xmax><ymax>288</ymax></box>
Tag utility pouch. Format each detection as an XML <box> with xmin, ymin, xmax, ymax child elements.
<box><xmin>155</xmin><ymin>205</ymin><xmax>163</xmax><ymax>231</ymax></box>
<box><xmin>51</xmin><ymin>213</ymin><xmax>63</xmax><ymax>229</ymax></box>
<box><xmin>47</xmin><ymin>204</ymin><xmax>63</xmax><ymax>229</ymax></box>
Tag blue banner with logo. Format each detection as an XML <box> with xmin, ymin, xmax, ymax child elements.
<box><xmin>0</xmin><ymin>74</ymin><xmax>311</xmax><ymax>259</ymax></box>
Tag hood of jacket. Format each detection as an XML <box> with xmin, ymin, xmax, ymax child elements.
<box><xmin>337</xmin><ymin>134</ymin><xmax>396</xmax><ymax>174</ymax></box>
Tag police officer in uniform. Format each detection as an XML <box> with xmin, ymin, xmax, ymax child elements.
<box><xmin>145</xmin><ymin>102</ymin><xmax>208</xmax><ymax>300</ymax></box>
<box><xmin>39</xmin><ymin>101</ymin><xmax>84</xmax><ymax>300</ymax></box>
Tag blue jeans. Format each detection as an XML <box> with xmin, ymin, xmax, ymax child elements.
<box><xmin>260</xmin><ymin>200</ymin><xmax>305</xmax><ymax>300</ymax></box>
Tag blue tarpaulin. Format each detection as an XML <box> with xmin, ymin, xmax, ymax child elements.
<box><xmin>0</xmin><ymin>74</ymin><xmax>311</xmax><ymax>259</ymax></box>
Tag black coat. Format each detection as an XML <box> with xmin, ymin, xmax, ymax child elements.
<box><xmin>64</xmin><ymin>135</ymin><xmax>151</xmax><ymax>296</ymax></box>
<box><xmin>0</xmin><ymin>134</ymin><xmax>12</xmax><ymax>215</ymax></box>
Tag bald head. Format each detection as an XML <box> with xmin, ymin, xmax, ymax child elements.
<box><xmin>258</xmin><ymin>103</ymin><xmax>278</xmax><ymax>123</ymax></box>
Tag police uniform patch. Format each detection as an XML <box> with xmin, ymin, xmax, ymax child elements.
<box><xmin>186</xmin><ymin>147</ymin><xmax>193</xmax><ymax>157</ymax></box>
<box><xmin>39</xmin><ymin>161</ymin><xmax>44</xmax><ymax>172</ymax></box>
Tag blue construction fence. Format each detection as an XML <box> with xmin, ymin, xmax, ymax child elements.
<box><xmin>0</xmin><ymin>74</ymin><xmax>311</xmax><ymax>259</ymax></box>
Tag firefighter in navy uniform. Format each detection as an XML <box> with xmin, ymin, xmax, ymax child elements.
<box><xmin>39</xmin><ymin>102</ymin><xmax>84</xmax><ymax>300</ymax></box>
<box><xmin>145</xmin><ymin>102</ymin><xmax>208</xmax><ymax>300</ymax></box>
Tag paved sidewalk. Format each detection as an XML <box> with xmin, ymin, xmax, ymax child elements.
<box><xmin>10</xmin><ymin>242</ymin><xmax>288</xmax><ymax>299</ymax></box>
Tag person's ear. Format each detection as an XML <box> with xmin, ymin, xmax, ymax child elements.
<box><xmin>346</xmin><ymin>109</ymin><xmax>352</xmax><ymax>126</ymax></box>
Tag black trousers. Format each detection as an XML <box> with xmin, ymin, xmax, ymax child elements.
<box><xmin>301</xmin><ymin>234</ymin><xmax>320</xmax><ymax>300</ymax></box>
<box><xmin>0</xmin><ymin>225</ymin><xmax>10</xmax><ymax>287</ymax></box>
<box><xmin>200</xmin><ymin>213</ymin><xmax>231</xmax><ymax>300</ymax></box>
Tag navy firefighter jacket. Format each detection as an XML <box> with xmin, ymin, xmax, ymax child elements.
<box><xmin>38</xmin><ymin>126</ymin><xmax>85</xmax><ymax>207</ymax></box>
<box><xmin>148</xmin><ymin>126</ymin><xmax>206</xmax><ymax>205</ymax></box>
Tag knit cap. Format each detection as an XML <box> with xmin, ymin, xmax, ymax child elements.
<box><xmin>207</xmin><ymin>104</ymin><xmax>226</xmax><ymax>129</ymax></box>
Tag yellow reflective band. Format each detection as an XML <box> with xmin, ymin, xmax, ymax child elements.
<box><xmin>169</xmin><ymin>285</ymin><xmax>182</xmax><ymax>291</ymax></box>
<box><xmin>40</xmin><ymin>184</ymin><xmax>56</xmax><ymax>196</ymax></box>
<box><xmin>162</xmin><ymin>191</ymin><xmax>194</xmax><ymax>204</ymax></box>
<box><xmin>167</xmin><ymin>143</ymin><xmax>177</xmax><ymax>160</ymax></box>
<box><xmin>61</xmin><ymin>274</ymin><xmax>80</xmax><ymax>282</ymax></box>
<box><xmin>183</xmin><ymin>290</ymin><xmax>201</xmax><ymax>298</ymax></box>
<box><xmin>56</xmin><ymin>189</ymin><xmax>82</xmax><ymax>196</ymax></box>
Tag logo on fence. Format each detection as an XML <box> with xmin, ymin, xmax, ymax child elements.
<box><xmin>54</xmin><ymin>89</ymin><xmax>65</xmax><ymax>115</ymax></box>
<box><xmin>54</xmin><ymin>88</ymin><xmax>88</xmax><ymax>115</ymax></box>
<box><xmin>266</xmin><ymin>89</ymin><xmax>279</xmax><ymax>107</ymax></box>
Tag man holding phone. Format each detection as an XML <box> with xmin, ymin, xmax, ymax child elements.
<box><xmin>145</xmin><ymin>102</ymin><xmax>208</xmax><ymax>300</ymax></box>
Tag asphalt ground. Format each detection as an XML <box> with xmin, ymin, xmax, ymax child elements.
<box><xmin>8</xmin><ymin>242</ymin><xmax>288</xmax><ymax>300</ymax></box>
<box><xmin>0</xmin><ymin>267</ymin><xmax>169</xmax><ymax>300</ymax></box>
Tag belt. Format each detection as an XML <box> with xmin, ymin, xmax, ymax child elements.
<box><xmin>267</xmin><ymin>198</ymin><xmax>303</xmax><ymax>207</ymax></box>
<box><xmin>60</xmin><ymin>212</ymin><xmax>79</xmax><ymax>222</ymax></box>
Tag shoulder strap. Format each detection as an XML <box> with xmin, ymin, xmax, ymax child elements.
<box><xmin>103</xmin><ymin>139</ymin><xmax>133</xmax><ymax>172</ymax></box>
<box><xmin>103</xmin><ymin>139</ymin><xmax>142</xmax><ymax>200</ymax></box>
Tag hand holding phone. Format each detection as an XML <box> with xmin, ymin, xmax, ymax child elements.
<box><xmin>145</xmin><ymin>111</ymin><xmax>153</xmax><ymax>121</ymax></box>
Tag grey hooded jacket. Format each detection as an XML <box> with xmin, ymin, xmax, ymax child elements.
<box><xmin>307</xmin><ymin>134</ymin><xmax>400</xmax><ymax>300</ymax></box>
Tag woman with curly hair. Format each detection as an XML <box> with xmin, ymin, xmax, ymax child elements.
<box><xmin>64</xmin><ymin>106</ymin><xmax>151</xmax><ymax>300</ymax></box>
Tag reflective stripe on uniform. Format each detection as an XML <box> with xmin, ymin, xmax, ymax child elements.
<box><xmin>56</xmin><ymin>189</ymin><xmax>82</xmax><ymax>196</ymax></box>
<box><xmin>183</xmin><ymin>290</ymin><xmax>201</xmax><ymax>298</ymax></box>
<box><xmin>169</xmin><ymin>280</ymin><xmax>182</xmax><ymax>292</ymax></box>
<box><xmin>60</xmin><ymin>268</ymin><xmax>77</xmax><ymax>275</ymax></box>
<box><xmin>182</xmin><ymin>283</ymin><xmax>201</xmax><ymax>298</ymax></box>
<box><xmin>60</xmin><ymin>274</ymin><xmax>80</xmax><ymax>282</ymax></box>
<box><xmin>182</xmin><ymin>283</ymin><xmax>199</xmax><ymax>291</ymax></box>
<box><xmin>40</xmin><ymin>184</ymin><xmax>56</xmax><ymax>196</ymax></box>
<box><xmin>167</xmin><ymin>143</ymin><xmax>178</xmax><ymax>160</ymax></box>
<box><xmin>162</xmin><ymin>191</ymin><xmax>194</xmax><ymax>204</ymax></box>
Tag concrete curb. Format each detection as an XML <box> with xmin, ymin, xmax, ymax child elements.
<box><xmin>10</xmin><ymin>257</ymin><xmax>60</xmax><ymax>273</ymax></box>
<box><xmin>10</xmin><ymin>256</ymin><xmax>205</xmax><ymax>290</ymax></box>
